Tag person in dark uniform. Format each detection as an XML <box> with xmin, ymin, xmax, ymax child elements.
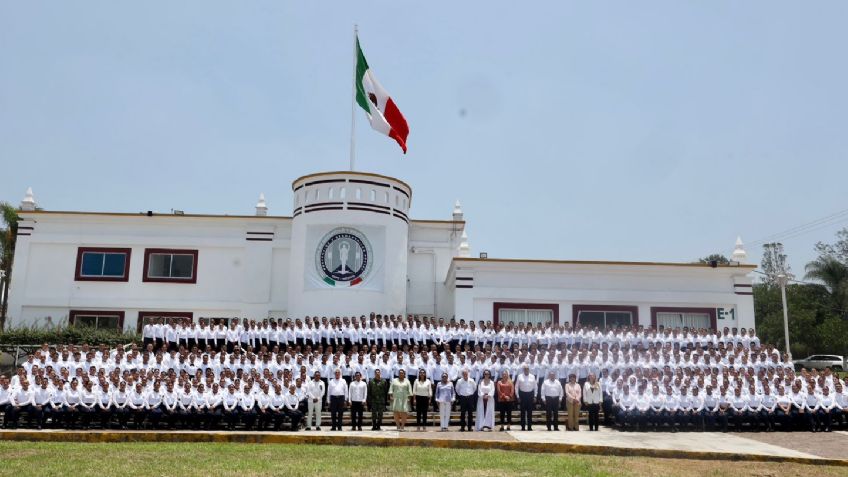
<box><xmin>367</xmin><ymin>369</ymin><xmax>387</xmax><ymax>430</ymax></box>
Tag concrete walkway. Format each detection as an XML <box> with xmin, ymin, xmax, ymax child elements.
<box><xmin>508</xmin><ymin>428</ymin><xmax>819</xmax><ymax>459</ymax></box>
<box><xmin>1</xmin><ymin>427</ymin><xmax>844</xmax><ymax>465</ymax></box>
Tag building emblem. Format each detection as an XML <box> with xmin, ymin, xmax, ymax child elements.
<box><xmin>315</xmin><ymin>227</ymin><xmax>372</xmax><ymax>287</ymax></box>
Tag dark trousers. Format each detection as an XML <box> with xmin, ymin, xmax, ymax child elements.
<box><xmin>499</xmin><ymin>401</ymin><xmax>514</xmax><ymax>426</ymax></box>
<box><xmin>415</xmin><ymin>396</ymin><xmax>430</xmax><ymax>427</ymax></box>
<box><xmin>544</xmin><ymin>397</ymin><xmax>560</xmax><ymax>430</ymax></box>
<box><xmin>146</xmin><ymin>406</ymin><xmax>162</xmax><ymax>429</ymax></box>
<box><xmin>283</xmin><ymin>408</ymin><xmax>302</xmax><ymax>430</ymax></box>
<box><xmin>717</xmin><ymin>410</ymin><xmax>731</xmax><ymax>431</ymax></box>
<box><xmin>241</xmin><ymin>407</ymin><xmax>257</xmax><ymax>430</ymax></box>
<box><xmin>257</xmin><ymin>409</ymin><xmax>273</xmax><ymax>430</ymax></box>
<box><xmin>602</xmin><ymin>394</ymin><xmax>614</xmax><ymax>425</ymax></box>
<box><xmin>519</xmin><ymin>391</ymin><xmax>534</xmax><ymax>429</ymax></box>
<box><xmin>458</xmin><ymin>394</ymin><xmax>475</xmax><ymax>430</ymax></box>
<box><xmin>7</xmin><ymin>405</ymin><xmax>43</xmax><ymax>428</ymax></box>
<box><xmin>329</xmin><ymin>395</ymin><xmax>345</xmax><ymax>430</ymax></box>
<box><xmin>586</xmin><ymin>403</ymin><xmax>600</xmax><ymax>431</ymax></box>
<box><xmin>371</xmin><ymin>406</ymin><xmax>384</xmax><ymax>429</ymax></box>
<box><xmin>350</xmin><ymin>401</ymin><xmax>365</xmax><ymax>429</ymax></box>
<box><xmin>131</xmin><ymin>408</ymin><xmax>148</xmax><ymax>428</ymax></box>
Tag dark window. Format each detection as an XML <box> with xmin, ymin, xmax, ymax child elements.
<box><xmin>572</xmin><ymin>305</ymin><xmax>639</xmax><ymax>328</ymax></box>
<box><xmin>69</xmin><ymin>310</ymin><xmax>125</xmax><ymax>330</ymax></box>
<box><xmin>143</xmin><ymin>249</ymin><xmax>198</xmax><ymax>283</ymax></box>
<box><xmin>75</xmin><ymin>248</ymin><xmax>131</xmax><ymax>281</ymax></box>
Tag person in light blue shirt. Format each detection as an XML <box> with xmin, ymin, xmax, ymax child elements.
<box><xmin>435</xmin><ymin>373</ymin><xmax>455</xmax><ymax>431</ymax></box>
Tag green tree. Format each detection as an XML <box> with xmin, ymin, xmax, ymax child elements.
<box><xmin>753</xmin><ymin>282</ymin><xmax>833</xmax><ymax>358</ymax></box>
<box><xmin>804</xmin><ymin>255</ymin><xmax>848</xmax><ymax>317</ymax></box>
<box><xmin>760</xmin><ymin>242</ymin><xmax>790</xmax><ymax>286</ymax></box>
<box><xmin>697</xmin><ymin>254</ymin><xmax>730</xmax><ymax>265</ymax></box>
<box><xmin>0</xmin><ymin>202</ymin><xmax>18</xmax><ymax>330</ymax></box>
<box><xmin>814</xmin><ymin>227</ymin><xmax>848</xmax><ymax>264</ymax></box>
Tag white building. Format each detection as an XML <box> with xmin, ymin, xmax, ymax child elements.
<box><xmin>6</xmin><ymin>171</ymin><xmax>756</xmax><ymax>333</ymax></box>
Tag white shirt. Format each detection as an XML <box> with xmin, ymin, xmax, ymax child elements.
<box><xmin>540</xmin><ymin>379</ymin><xmax>563</xmax><ymax>399</ymax></box>
<box><xmin>327</xmin><ymin>378</ymin><xmax>349</xmax><ymax>400</ymax></box>
<box><xmin>516</xmin><ymin>373</ymin><xmax>537</xmax><ymax>394</ymax></box>
<box><xmin>349</xmin><ymin>381</ymin><xmax>367</xmax><ymax>403</ymax></box>
<box><xmin>307</xmin><ymin>380</ymin><xmax>326</xmax><ymax>401</ymax></box>
<box><xmin>455</xmin><ymin>378</ymin><xmax>477</xmax><ymax>397</ymax></box>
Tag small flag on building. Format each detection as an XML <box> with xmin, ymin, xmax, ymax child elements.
<box><xmin>355</xmin><ymin>36</ymin><xmax>409</xmax><ymax>153</ymax></box>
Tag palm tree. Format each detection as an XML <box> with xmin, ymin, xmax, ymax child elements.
<box><xmin>0</xmin><ymin>201</ymin><xmax>18</xmax><ymax>330</ymax></box>
<box><xmin>804</xmin><ymin>255</ymin><xmax>848</xmax><ymax>317</ymax></box>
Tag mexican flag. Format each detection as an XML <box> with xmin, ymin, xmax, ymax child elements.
<box><xmin>355</xmin><ymin>37</ymin><xmax>409</xmax><ymax>153</ymax></box>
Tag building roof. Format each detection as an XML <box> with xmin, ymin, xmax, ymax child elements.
<box><xmin>16</xmin><ymin>209</ymin><xmax>464</xmax><ymax>226</ymax></box>
<box><xmin>291</xmin><ymin>171</ymin><xmax>413</xmax><ymax>195</ymax></box>
<box><xmin>451</xmin><ymin>256</ymin><xmax>757</xmax><ymax>270</ymax></box>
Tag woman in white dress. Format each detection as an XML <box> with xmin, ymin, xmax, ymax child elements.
<box><xmin>475</xmin><ymin>369</ymin><xmax>496</xmax><ymax>431</ymax></box>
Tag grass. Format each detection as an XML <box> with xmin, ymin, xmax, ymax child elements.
<box><xmin>0</xmin><ymin>442</ymin><xmax>846</xmax><ymax>477</ymax></box>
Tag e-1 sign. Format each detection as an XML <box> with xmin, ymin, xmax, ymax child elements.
<box><xmin>717</xmin><ymin>308</ymin><xmax>735</xmax><ymax>321</ymax></box>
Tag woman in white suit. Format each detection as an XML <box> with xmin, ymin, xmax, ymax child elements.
<box><xmin>475</xmin><ymin>369</ymin><xmax>496</xmax><ymax>431</ymax></box>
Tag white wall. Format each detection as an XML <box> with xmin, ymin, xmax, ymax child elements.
<box><xmin>451</xmin><ymin>260</ymin><xmax>756</xmax><ymax>329</ymax></box>
<box><xmin>7</xmin><ymin>212</ymin><xmax>293</xmax><ymax>331</ymax></box>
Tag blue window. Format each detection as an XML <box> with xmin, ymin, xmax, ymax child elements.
<box><xmin>81</xmin><ymin>252</ymin><xmax>126</xmax><ymax>277</ymax></box>
<box><xmin>75</xmin><ymin>248</ymin><xmax>131</xmax><ymax>281</ymax></box>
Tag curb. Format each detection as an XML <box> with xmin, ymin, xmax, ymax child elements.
<box><xmin>0</xmin><ymin>430</ymin><xmax>845</xmax><ymax>467</ymax></box>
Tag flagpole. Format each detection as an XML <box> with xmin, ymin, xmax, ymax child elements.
<box><xmin>349</xmin><ymin>24</ymin><xmax>358</xmax><ymax>171</ymax></box>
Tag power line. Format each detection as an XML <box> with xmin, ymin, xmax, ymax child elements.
<box><xmin>749</xmin><ymin>207</ymin><xmax>848</xmax><ymax>246</ymax></box>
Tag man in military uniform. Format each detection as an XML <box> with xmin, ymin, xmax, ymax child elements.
<box><xmin>367</xmin><ymin>369</ymin><xmax>388</xmax><ymax>430</ymax></box>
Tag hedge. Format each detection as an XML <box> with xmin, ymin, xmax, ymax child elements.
<box><xmin>0</xmin><ymin>326</ymin><xmax>140</xmax><ymax>347</ymax></box>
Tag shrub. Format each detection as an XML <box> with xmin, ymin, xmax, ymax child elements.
<box><xmin>0</xmin><ymin>325</ymin><xmax>140</xmax><ymax>347</ymax></box>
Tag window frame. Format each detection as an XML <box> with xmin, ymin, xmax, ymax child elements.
<box><xmin>572</xmin><ymin>304</ymin><xmax>639</xmax><ymax>328</ymax></box>
<box><xmin>493</xmin><ymin>302</ymin><xmax>559</xmax><ymax>326</ymax></box>
<box><xmin>74</xmin><ymin>247</ymin><xmax>132</xmax><ymax>282</ymax></box>
<box><xmin>650</xmin><ymin>307</ymin><xmax>717</xmax><ymax>331</ymax></box>
<box><xmin>142</xmin><ymin>248</ymin><xmax>199</xmax><ymax>284</ymax></box>
<box><xmin>69</xmin><ymin>309</ymin><xmax>125</xmax><ymax>330</ymax></box>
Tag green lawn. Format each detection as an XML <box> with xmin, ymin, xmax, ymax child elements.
<box><xmin>0</xmin><ymin>441</ymin><xmax>845</xmax><ymax>477</ymax></box>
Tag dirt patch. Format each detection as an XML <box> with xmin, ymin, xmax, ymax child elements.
<box><xmin>733</xmin><ymin>431</ymin><xmax>848</xmax><ymax>460</ymax></box>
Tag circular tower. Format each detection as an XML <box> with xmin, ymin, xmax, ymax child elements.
<box><xmin>287</xmin><ymin>171</ymin><xmax>411</xmax><ymax>318</ymax></box>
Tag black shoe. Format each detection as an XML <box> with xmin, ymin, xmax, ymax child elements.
<box><xmin>527</xmin><ymin>427</ymin><xmax>533</xmax><ymax>431</ymax></box>
<box><xmin>316</xmin><ymin>427</ymin><xmax>321</xmax><ymax>431</ymax></box>
<box><xmin>358</xmin><ymin>426</ymin><xmax>363</xmax><ymax>431</ymax></box>
<box><xmin>521</xmin><ymin>426</ymin><xmax>526</xmax><ymax>431</ymax></box>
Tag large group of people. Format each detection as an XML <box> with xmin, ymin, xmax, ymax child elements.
<box><xmin>1</xmin><ymin>314</ymin><xmax>846</xmax><ymax>434</ymax></box>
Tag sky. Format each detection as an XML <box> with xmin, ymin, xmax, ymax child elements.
<box><xmin>1</xmin><ymin>1</ymin><xmax>847</xmax><ymax>277</ymax></box>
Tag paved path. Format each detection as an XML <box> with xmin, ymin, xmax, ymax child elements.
<box><xmin>1</xmin><ymin>427</ymin><xmax>845</xmax><ymax>463</ymax></box>
<box><xmin>508</xmin><ymin>428</ymin><xmax>820</xmax><ymax>459</ymax></box>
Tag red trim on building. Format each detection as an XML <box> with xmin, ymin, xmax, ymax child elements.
<box><xmin>493</xmin><ymin>302</ymin><xmax>559</xmax><ymax>326</ymax></box>
<box><xmin>142</xmin><ymin>248</ymin><xmax>199</xmax><ymax>284</ymax></box>
<box><xmin>74</xmin><ymin>247</ymin><xmax>132</xmax><ymax>282</ymax></box>
<box><xmin>136</xmin><ymin>311</ymin><xmax>194</xmax><ymax>333</ymax></box>
<box><xmin>69</xmin><ymin>309</ymin><xmax>125</xmax><ymax>330</ymax></box>
<box><xmin>572</xmin><ymin>304</ymin><xmax>639</xmax><ymax>327</ymax></box>
<box><xmin>650</xmin><ymin>306</ymin><xmax>717</xmax><ymax>331</ymax></box>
